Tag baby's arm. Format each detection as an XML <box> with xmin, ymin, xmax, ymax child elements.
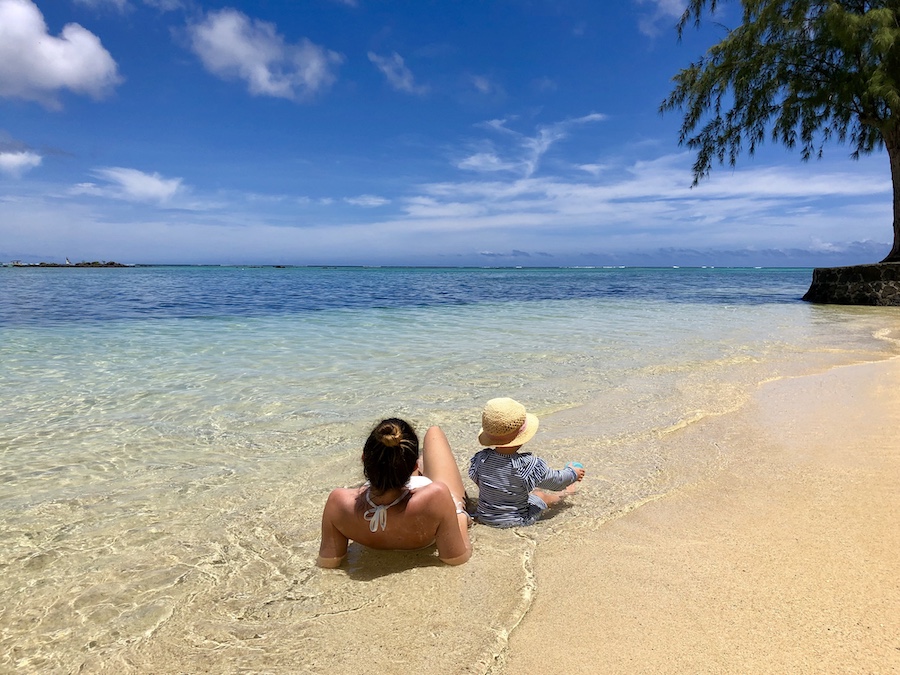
<box><xmin>534</xmin><ymin>458</ymin><xmax>583</xmax><ymax>491</ymax></box>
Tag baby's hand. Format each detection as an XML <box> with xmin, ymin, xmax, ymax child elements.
<box><xmin>567</xmin><ymin>462</ymin><xmax>586</xmax><ymax>481</ymax></box>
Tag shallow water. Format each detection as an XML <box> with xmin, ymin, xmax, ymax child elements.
<box><xmin>1</xmin><ymin>266</ymin><xmax>898</xmax><ymax>672</ymax></box>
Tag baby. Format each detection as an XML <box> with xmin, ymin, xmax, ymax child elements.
<box><xmin>469</xmin><ymin>397</ymin><xmax>585</xmax><ymax>527</ymax></box>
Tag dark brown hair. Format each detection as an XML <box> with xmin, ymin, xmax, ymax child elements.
<box><xmin>362</xmin><ymin>418</ymin><xmax>419</xmax><ymax>492</ymax></box>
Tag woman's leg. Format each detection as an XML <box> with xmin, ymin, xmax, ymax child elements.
<box><xmin>422</xmin><ymin>426</ymin><xmax>466</xmax><ymax>500</ymax></box>
<box><xmin>422</xmin><ymin>426</ymin><xmax>473</xmax><ymax>543</ymax></box>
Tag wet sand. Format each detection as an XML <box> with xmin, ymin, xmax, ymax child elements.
<box><xmin>501</xmin><ymin>357</ymin><xmax>900</xmax><ymax>674</ymax></box>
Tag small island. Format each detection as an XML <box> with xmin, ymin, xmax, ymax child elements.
<box><xmin>8</xmin><ymin>260</ymin><xmax>130</xmax><ymax>268</ymax></box>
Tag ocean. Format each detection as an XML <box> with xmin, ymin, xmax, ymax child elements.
<box><xmin>1</xmin><ymin>266</ymin><xmax>898</xmax><ymax>673</ymax></box>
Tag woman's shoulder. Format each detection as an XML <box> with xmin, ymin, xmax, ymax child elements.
<box><xmin>410</xmin><ymin>478</ymin><xmax>450</xmax><ymax>496</ymax></box>
<box><xmin>407</xmin><ymin>480</ymin><xmax>453</xmax><ymax>510</ymax></box>
<box><xmin>327</xmin><ymin>484</ymin><xmax>364</xmax><ymax>496</ymax></box>
<box><xmin>324</xmin><ymin>486</ymin><xmax>363</xmax><ymax>510</ymax></box>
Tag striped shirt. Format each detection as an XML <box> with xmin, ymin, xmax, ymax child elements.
<box><xmin>469</xmin><ymin>449</ymin><xmax>577</xmax><ymax>527</ymax></box>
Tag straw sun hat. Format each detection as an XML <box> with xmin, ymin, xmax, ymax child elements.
<box><xmin>477</xmin><ymin>397</ymin><xmax>539</xmax><ymax>448</ymax></box>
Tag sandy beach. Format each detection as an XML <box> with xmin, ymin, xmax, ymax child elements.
<box><xmin>500</xmin><ymin>357</ymin><xmax>900</xmax><ymax>674</ymax></box>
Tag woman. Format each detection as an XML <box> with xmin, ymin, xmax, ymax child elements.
<box><xmin>317</xmin><ymin>420</ymin><xmax>472</xmax><ymax>567</ymax></box>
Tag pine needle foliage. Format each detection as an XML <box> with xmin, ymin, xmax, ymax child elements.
<box><xmin>663</xmin><ymin>1</ymin><xmax>900</xmax><ymax>261</ymax></box>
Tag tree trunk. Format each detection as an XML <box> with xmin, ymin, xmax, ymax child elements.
<box><xmin>880</xmin><ymin>130</ymin><xmax>900</xmax><ymax>263</ymax></box>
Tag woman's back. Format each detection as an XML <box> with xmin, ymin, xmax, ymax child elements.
<box><xmin>321</xmin><ymin>480</ymin><xmax>454</xmax><ymax>551</ymax></box>
<box><xmin>317</xmin><ymin>425</ymin><xmax>471</xmax><ymax>567</ymax></box>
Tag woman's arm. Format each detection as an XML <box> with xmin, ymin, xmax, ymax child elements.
<box><xmin>431</xmin><ymin>482</ymin><xmax>472</xmax><ymax>565</ymax></box>
<box><xmin>317</xmin><ymin>491</ymin><xmax>350</xmax><ymax>568</ymax></box>
<box><xmin>438</xmin><ymin>513</ymin><xmax>473</xmax><ymax>565</ymax></box>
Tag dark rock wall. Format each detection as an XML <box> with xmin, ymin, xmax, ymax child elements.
<box><xmin>803</xmin><ymin>263</ymin><xmax>900</xmax><ymax>306</ymax></box>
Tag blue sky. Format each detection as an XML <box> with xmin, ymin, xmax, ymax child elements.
<box><xmin>0</xmin><ymin>0</ymin><xmax>892</xmax><ymax>266</ymax></box>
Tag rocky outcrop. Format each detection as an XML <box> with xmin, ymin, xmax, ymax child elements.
<box><xmin>11</xmin><ymin>261</ymin><xmax>129</xmax><ymax>267</ymax></box>
<box><xmin>803</xmin><ymin>263</ymin><xmax>900</xmax><ymax>305</ymax></box>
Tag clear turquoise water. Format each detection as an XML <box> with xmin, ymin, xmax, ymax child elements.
<box><xmin>1</xmin><ymin>266</ymin><xmax>898</xmax><ymax>671</ymax></box>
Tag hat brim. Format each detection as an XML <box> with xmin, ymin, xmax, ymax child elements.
<box><xmin>478</xmin><ymin>412</ymin><xmax>539</xmax><ymax>448</ymax></box>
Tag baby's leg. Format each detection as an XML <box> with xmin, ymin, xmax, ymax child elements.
<box><xmin>532</xmin><ymin>488</ymin><xmax>565</xmax><ymax>507</ymax></box>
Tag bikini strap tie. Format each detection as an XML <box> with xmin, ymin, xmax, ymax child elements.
<box><xmin>363</xmin><ymin>489</ymin><xmax>409</xmax><ymax>532</ymax></box>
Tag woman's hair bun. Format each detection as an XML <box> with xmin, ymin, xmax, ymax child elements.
<box><xmin>375</xmin><ymin>420</ymin><xmax>403</xmax><ymax>447</ymax></box>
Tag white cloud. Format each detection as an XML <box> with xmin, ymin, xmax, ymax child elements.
<box><xmin>402</xmin><ymin>196</ymin><xmax>485</xmax><ymax>219</ymax></box>
<box><xmin>189</xmin><ymin>9</ymin><xmax>343</xmax><ymax>100</ymax></box>
<box><xmin>648</xmin><ymin>0</ymin><xmax>686</xmax><ymax>16</ymax></box>
<box><xmin>635</xmin><ymin>0</ymin><xmax>686</xmax><ymax>37</ymax></box>
<box><xmin>143</xmin><ymin>0</ymin><xmax>184</xmax><ymax>9</ymax></box>
<box><xmin>74</xmin><ymin>0</ymin><xmax>185</xmax><ymax>11</ymax></box>
<box><xmin>457</xmin><ymin>152</ymin><xmax>519</xmax><ymax>173</ymax></box>
<box><xmin>74</xmin><ymin>0</ymin><xmax>128</xmax><ymax>10</ymax></box>
<box><xmin>0</xmin><ymin>150</ymin><xmax>41</xmax><ymax>177</ymax></box>
<box><xmin>461</xmin><ymin>113</ymin><xmax>607</xmax><ymax>178</ymax></box>
<box><xmin>72</xmin><ymin>167</ymin><xmax>183</xmax><ymax>203</ymax></box>
<box><xmin>0</xmin><ymin>0</ymin><xmax>121</xmax><ymax>108</ymax></box>
<box><xmin>470</xmin><ymin>75</ymin><xmax>493</xmax><ymax>94</ymax></box>
<box><xmin>400</xmin><ymin>154</ymin><xmax>891</xmax><ymax>253</ymax></box>
<box><xmin>345</xmin><ymin>195</ymin><xmax>390</xmax><ymax>207</ymax></box>
<box><xmin>532</xmin><ymin>77</ymin><xmax>557</xmax><ymax>92</ymax></box>
<box><xmin>368</xmin><ymin>52</ymin><xmax>428</xmax><ymax>95</ymax></box>
<box><xmin>480</xmin><ymin>118</ymin><xmax>519</xmax><ymax>135</ymax></box>
<box><xmin>578</xmin><ymin>163</ymin><xmax>609</xmax><ymax>176</ymax></box>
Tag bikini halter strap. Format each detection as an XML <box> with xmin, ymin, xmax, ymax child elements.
<box><xmin>363</xmin><ymin>488</ymin><xmax>409</xmax><ymax>532</ymax></box>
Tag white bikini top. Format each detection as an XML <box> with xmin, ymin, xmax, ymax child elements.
<box><xmin>363</xmin><ymin>476</ymin><xmax>434</xmax><ymax>532</ymax></box>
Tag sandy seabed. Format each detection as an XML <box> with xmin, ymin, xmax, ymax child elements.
<box><xmin>500</xmin><ymin>357</ymin><xmax>900</xmax><ymax>674</ymax></box>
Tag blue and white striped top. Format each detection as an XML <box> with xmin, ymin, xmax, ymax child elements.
<box><xmin>469</xmin><ymin>449</ymin><xmax>577</xmax><ymax>527</ymax></box>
